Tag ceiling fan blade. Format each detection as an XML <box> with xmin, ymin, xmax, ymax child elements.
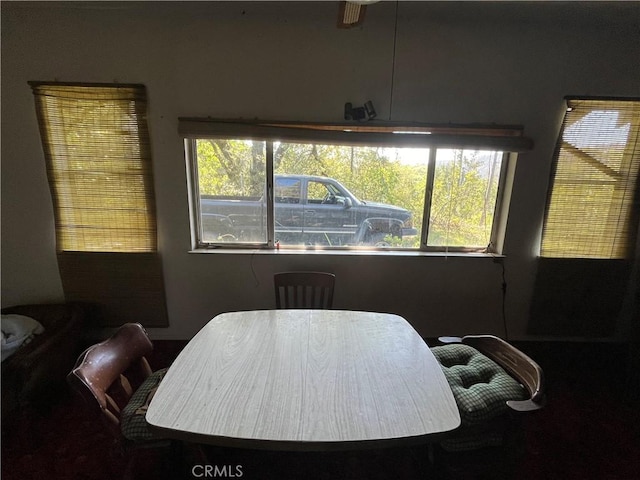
<box><xmin>337</xmin><ymin>1</ymin><xmax>367</xmax><ymax>29</ymax></box>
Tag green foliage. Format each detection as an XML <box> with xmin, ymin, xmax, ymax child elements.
<box><xmin>197</xmin><ymin>140</ymin><xmax>264</xmax><ymax>197</ymax></box>
<box><xmin>428</xmin><ymin>150</ymin><xmax>501</xmax><ymax>248</ymax></box>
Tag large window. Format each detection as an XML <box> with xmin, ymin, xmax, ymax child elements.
<box><xmin>540</xmin><ymin>98</ymin><xmax>640</xmax><ymax>259</ymax></box>
<box><xmin>182</xmin><ymin>120</ymin><xmax>531</xmax><ymax>253</ymax></box>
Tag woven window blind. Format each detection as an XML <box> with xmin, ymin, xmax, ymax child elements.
<box><xmin>30</xmin><ymin>83</ymin><xmax>157</xmax><ymax>252</ymax></box>
<box><xmin>540</xmin><ymin>98</ymin><xmax>640</xmax><ymax>259</ymax></box>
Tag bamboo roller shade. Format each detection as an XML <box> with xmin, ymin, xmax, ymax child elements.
<box><xmin>541</xmin><ymin>98</ymin><xmax>640</xmax><ymax>259</ymax></box>
<box><xmin>30</xmin><ymin>82</ymin><xmax>157</xmax><ymax>253</ymax></box>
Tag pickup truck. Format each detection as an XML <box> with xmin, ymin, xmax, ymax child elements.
<box><xmin>200</xmin><ymin>174</ymin><xmax>417</xmax><ymax>246</ymax></box>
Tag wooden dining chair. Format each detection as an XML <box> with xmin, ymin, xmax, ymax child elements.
<box><xmin>431</xmin><ymin>335</ymin><xmax>546</xmax><ymax>478</ymax></box>
<box><xmin>274</xmin><ymin>271</ymin><xmax>336</xmax><ymax>309</ymax></box>
<box><xmin>67</xmin><ymin>323</ymin><xmax>172</xmax><ymax>452</ymax></box>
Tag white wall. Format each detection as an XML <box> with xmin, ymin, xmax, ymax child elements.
<box><xmin>2</xmin><ymin>1</ymin><xmax>639</xmax><ymax>340</ymax></box>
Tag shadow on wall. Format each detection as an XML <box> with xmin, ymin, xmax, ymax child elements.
<box><xmin>527</xmin><ymin>257</ymin><xmax>632</xmax><ymax>337</ymax></box>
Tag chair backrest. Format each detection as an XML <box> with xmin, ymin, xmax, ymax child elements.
<box><xmin>67</xmin><ymin>323</ymin><xmax>153</xmax><ymax>438</ymax></box>
<box><xmin>460</xmin><ymin>335</ymin><xmax>546</xmax><ymax>411</ymax></box>
<box><xmin>274</xmin><ymin>271</ymin><xmax>335</xmax><ymax>309</ymax></box>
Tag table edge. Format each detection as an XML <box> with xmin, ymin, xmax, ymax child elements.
<box><xmin>146</xmin><ymin>421</ymin><xmax>461</xmax><ymax>452</ymax></box>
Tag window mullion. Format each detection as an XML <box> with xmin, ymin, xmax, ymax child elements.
<box><xmin>489</xmin><ymin>152</ymin><xmax>512</xmax><ymax>253</ymax></box>
<box><xmin>186</xmin><ymin>139</ymin><xmax>204</xmax><ymax>248</ymax></box>
<box><xmin>266</xmin><ymin>141</ymin><xmax>275</xmax><ymax>247</ymax></box>
<box><xmin>421</xmin><ymin>148</ymin><xmax>437</xmax><ymax>249</ymax></box>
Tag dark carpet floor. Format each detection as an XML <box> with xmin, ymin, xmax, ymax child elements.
<box><xmin>2</xmin><ymin>340</ymin><xmax>639</xmax><ymax>480</ymax></box>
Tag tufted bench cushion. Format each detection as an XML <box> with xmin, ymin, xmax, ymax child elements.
<box><xmin>431</xmin><ymin>344</ymin><xmax>527</xmax><ymax>451</ymax></box>
<box><xmin>121</xmin><ymin>368</ymin><xmax>168</xmax><ymax>442</ymax></box>
<box><xmin>432</xmin><ymin>344</ymin><xmax>527</xmax><ymax>425</ymax></box>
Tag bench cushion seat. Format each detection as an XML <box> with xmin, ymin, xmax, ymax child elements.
<box><xmin>432</xmin><ymin>344</ymin><xmax>527</xmax><ymax>425</ymax></box>
<box><xmin>121</xmin><ymin>368</ymin><xmax>168</xmax><ymax>442</ymax></box>
<box><xmin>431</xmin><ymin>343</ymin><xmax>527</xmax><ymax>451</ymax></box>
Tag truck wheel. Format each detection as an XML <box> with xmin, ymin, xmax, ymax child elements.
<box><xmin>370</xmin><ymin>233</ymin><xmax>391</xmax><ymax>247</ymax></box>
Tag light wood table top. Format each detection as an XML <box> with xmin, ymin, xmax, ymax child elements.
<box><xmin>146</xmin><ymin>310</ymin><xmax>460</xmax><ymax>450</ymax></box>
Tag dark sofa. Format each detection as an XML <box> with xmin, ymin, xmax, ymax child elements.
<box><xmin>1</xmin><ymin>303</ymin><xmax>87</xmax><ymax>415</ymax></box>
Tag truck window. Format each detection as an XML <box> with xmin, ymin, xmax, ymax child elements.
<box><xmin>307</xmin><ymin>181</ymin><xmax>338</xmax><ymax>204</ymax></box>
<box><xmin>275</xmin><ymin>178</ymin><xmax>301</xmax><ymax>204</ymax></box>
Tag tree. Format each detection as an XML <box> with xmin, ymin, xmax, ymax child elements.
<box><xmin>197</xmin><ymin>139</ymin><xmax>264</xmax><ymax>196</ymax></box>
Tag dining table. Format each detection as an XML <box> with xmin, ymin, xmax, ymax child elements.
<box><xmin>146</xmin><ymin>309</ymin><xmax>460</xmax><ymax>451</ymax></box>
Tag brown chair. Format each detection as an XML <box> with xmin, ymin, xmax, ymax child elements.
<box><xmin>274</xmin><ymin>271</ymin><xmax>335</xmax><ymax>309</ymax></box>
<box><xmin>67</xmin><ymin>323</ymin><xmax>169</xmax><ymax>448</ymax></box>
<box><xmin>432</xmin><ymin>335</ymin><xmax>546</xmax><ymax>478</ymax></box>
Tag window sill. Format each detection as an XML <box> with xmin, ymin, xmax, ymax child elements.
<box><xmin>189</xmin><ymin>248</ymin><xmax>504</xmax><ymax>259</ymax></box>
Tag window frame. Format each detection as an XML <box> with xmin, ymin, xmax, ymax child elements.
<box><xmin>182</xmin><ymin>119</ymin><xmax>530</xmax><ymax>254</ymax></box>
<box><xmin>417</xmin><ymin>148</ymin><xmax>514</xmax><ymax>253</ymax></box>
